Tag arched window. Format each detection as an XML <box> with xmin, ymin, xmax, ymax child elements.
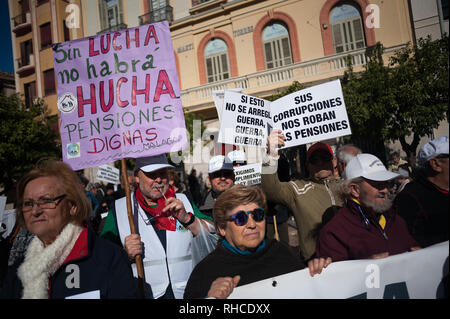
<box><xmin>330</xmin><ymin>3</ymin><xmax>365</xmax><ymax>53</ymax></box>
<box><xmin>204</xmin><ymin>39</ymin><xmax>230</xmax><ymax>83</ymax></box>
<box><xmin>262</xmin><ymin>22</ymin><xmax>292</xmax><ymax>69</ymax></box>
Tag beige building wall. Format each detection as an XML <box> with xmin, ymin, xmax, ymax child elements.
<box><xmin>9</xmin><ymin>0</ymin><xmax>83</xmax><ymax>115</ymax></box>
<box><xmin>173</xmin><ymin>0</ymin><xmax>415</xmax><ymax>118</ymax></box>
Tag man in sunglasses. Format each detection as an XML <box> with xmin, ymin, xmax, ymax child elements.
<box><xmin>316</xmin><ymin>153</ymin><xmax>420</xmax><ymax>261</ymax></box>
<box><xmin>198</xmin><ymin>155</ymin><xmax>236</xmax><ymax>219</ymax></box>
<box><xmin>395</xmin><ymin>135</ymin><xmax>449</xmax><ymax>247</ymax></box>
<box><xmin>261</xmin><ymin>130</ymin><xmax>343</xmax><ymax>261</ymax></box>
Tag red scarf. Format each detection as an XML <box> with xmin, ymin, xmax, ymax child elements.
<box><xmin>135</xmin><ymin>185</ymin><xmax>177</xmax><ymax>231</ymax></box>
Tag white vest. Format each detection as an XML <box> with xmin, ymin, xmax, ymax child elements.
<box><xmin>114</xmin><ymin>193</ymin><xmax>193</xmax><ymax>299</ymax></box>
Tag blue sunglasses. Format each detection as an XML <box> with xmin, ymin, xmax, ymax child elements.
<box><xmin>227</xmin><ymin>207</ymin><xmax>265</xmax><ymax>226</ymax></box>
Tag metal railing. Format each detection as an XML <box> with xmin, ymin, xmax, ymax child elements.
<box><xmin>139</xmin><ymin>6</ymin><xmax>173</xmax><ymax>25</ymax></box>
<box><xmin>180</xmin><ymin>45</ymin><xmax>405</xmax><ymax>107</ymax></box>
<box><xmin>12</xmin><ymin>12</ymin><xmax>31</xmax><ymax>28</ymax></box>
<box><xmin>16</xmin><ymin>54</ymin><xmax>34</xmax><ymax>69</ymax></box>
<box><xmin>97</xmin><ymin>23</ymin><xmax>128</xmax><ymax>34</ymax></box>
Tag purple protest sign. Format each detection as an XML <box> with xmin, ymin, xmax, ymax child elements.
<box><xmin>53</xmin><ymin>21</ymin><xmax>187</xmax><ymax>170</ymax></box>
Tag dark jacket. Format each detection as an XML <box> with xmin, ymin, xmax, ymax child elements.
<box><xmin>394</xmin><ymin>175</ymin><xmax>449</xmax><ymax>247</ymax></box>
<box><xmin>184</xmin><ymin>239</ymin><xmax>305</xmax><ymax>299</ymax></box>
<box><xmin>1</xmin><ymin>226</ymin><xmax>138</xmax><ymax>299</ymax></box>
<box><xmin>316</xmin><ymin>200</ymin><xmax>418</xmax><ymax>262</ymax></box>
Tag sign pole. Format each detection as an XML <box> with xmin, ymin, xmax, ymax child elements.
<box><xmin>272</xmin><ymin>216</ymin><xmax>280</xmax><ymax>241</ymax></box>
<box><xmin>121</xmin><ymin>158</ymin><xmax>146</xmax><ymax>298</ymax></box>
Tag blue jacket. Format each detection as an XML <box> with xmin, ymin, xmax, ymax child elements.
<box><xmin>1</xmin><ymin>225</ymin><xmax>139</xmax><ymax>299</ymax></box>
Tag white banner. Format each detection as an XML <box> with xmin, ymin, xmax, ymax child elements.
<box><xmin>96</xmin><ymin>164</ymin><xmax>120</xmax><ymax>184</ymax></box>
<box><xmin>229</xmin><ymin>241</ymin><xmax>449</xmax><ymax>299</ymax></box>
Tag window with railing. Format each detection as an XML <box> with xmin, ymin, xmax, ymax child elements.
<box><xmin>98</xmin><ymin>0</ymin><xmax>126</xmax><ymax>33</ymax></box>
<box><xmin>205</xmin><ymin>39</ymin><xmax>230</xmax><ymax>83</ymax></box>
<box><xmin>24</xmin><ymin>81</ymin><xmax>36</xmax><ymax>108</ymax></box>
<box><xmin>139</xmin><ymin>0</ymin><xmax>173</xmax><ymax>24</ymax></box>
<box><xmin>262</xmin><ymin>23</ymin><xmax>292</xmax><ymax>69</ymax></box>
<box><xmin>330</xmin><ymin>3</ymin><xmax>365</xmax><ymax>53</ymax></box>
<box><xmin>19</xmin><ymin>40</ymin><xmax>33</xmax><ymax>67</ymax></box>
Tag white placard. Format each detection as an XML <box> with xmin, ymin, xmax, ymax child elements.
<box><xmin>218</xmin><ymin>91</ymin><xmax>271</xmax><ymax>147</ymax></box>
<box><xmin>96</xmin><ymin>164</ymin><xmax>120</xmax><ymax>184</ymax></box>
<box><xmin>212</xmin><ymin>88</ymin><xmax>243</xmax><ymax>122</ymax></box>
<box><xmin>271</xmin><ymin>79</ymin><xmax>351</xmax><ymax>148</ymax></box>
<box><xmin>233</xmin><ymin>163</ymin><xmax>262</xmax><ymax>186</ymax></box>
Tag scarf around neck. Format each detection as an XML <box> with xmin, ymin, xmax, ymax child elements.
<box><xmin>17</xmin><ymin>223</ymin><xmax>83</xmax><ymax>299</ymax></box>
<box><xmin>135</xmin><ymin>185</ymin><xmax>177</xmax><ymax>231</ymax></box>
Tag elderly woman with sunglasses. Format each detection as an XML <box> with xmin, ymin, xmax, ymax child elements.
<box><xmin>183</xmin><ymin>184</ymin><xmax>331</xmax><ymax>299</ymax></box>
<box><xmin>1</xmin><ymin>161</ymin><xmax>137</xmax><ymax>299</ymax></box>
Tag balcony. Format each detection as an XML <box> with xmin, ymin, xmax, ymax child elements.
<box><xmin>16</xmin><ymin>54</ymin><xmax>35</xmax><ymax>78</ymax></box>
<box><xmin>181</xmin><ymin>45</ymin><xmax>406</xmax><ymax>112</ymax></box>
<box><xmin>190</xmin><ymin>0</ymin><xmax>226</xmax><ymax>15</ymax></box>
<box><xmin>97</xmin><ymin>23</ymin><xmax>128</xmax><ymax>35</ymax></box>
<box><xmin>12</xmin><ymin>12</ymin><xmax>32</xmax><ymax>37</ymax></box>
<box><xmin>139</xmin><ymin>6</ymin><xmax>173</xmax><ymax>25</ymax></box>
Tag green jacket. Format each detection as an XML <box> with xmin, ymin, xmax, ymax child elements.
<box><xmin>261</xmin><ymin>171</ymin><xmax>343</xmax><ymax>260</ymax></box>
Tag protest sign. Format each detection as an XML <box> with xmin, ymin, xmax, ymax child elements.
<box><xmin>212</xmin><ymin>88</ymin><xmax>243</xmax><ymax>122</ymax></box>
<box><xmin>53</xmin><ymin>21</ymin><xmax>188</xmax><ymax>170</ymax></box>
<box><xmin>229</xmin><ymin>241</ymin><xmax>449</xmax><ymax>299</ymax></box>
<box><xmin>96</xmin><ymin>164</ymin><xmax>120</xmax><ymax>184</ymax></box>
<box><xmin>217</xmin><ymin>80</ymin><xmax>350</xmax><ymax>150</ymax></box>
<box><xmin>233</xmin><ymin>163</ymin><xmax>262</xmax><ymax>186</ymax></box>
<box><xmin>271</xmin><ymin>79</ymin><xmax>351</xmax><ymax>148</ymax></box>
<box><xmin>218</xmin><ymin>91</ymin><xmax>271</xmax><ymax>147</ymax></box>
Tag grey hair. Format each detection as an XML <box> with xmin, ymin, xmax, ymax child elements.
<box><xmin>336</xmin><ymin>144</ymin><xmax>362</xmax><ymax>164</ymax></box>
<box><xmin>338</xmin><ymin>176</ymin><xmax>365</xmax><ymax>199</ymax></box>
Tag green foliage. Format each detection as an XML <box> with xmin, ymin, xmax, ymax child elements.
<box><xmin>342</xmin><ymin>36</ymin><xmax>449</xmax><ymax>164</ymax></box>
<box><xmin>266</xmin><ymin>81</ymin><xmax>306</xmax><ymax>101</ymax></box>
<box><xmin>0</xmin><ymin>94</ymin><xmax>60</xmax><ymax>195</ymax></box>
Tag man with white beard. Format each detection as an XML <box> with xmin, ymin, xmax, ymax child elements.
<box><xmin>101</xmin><ymin>154</ymin><xmax>204</xmax><ymax>299</ymax></box>
<box><xmin>315</xmin><ymin>153</ymin><xmax>420</xmax><ymax>262</ymax></box>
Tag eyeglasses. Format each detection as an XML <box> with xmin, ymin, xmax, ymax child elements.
<box><xmin>309</xmin><ymin>154</ymin><xmax>333</xmax><ymax>164</ymax></box>
<box><xmin>227</xmin><ymin>207</ymin><xmax>265</xmax><ymax>226</ymax></box>
<box><xmin>22</xmin><ymin>194</ymin><xmax>67</xmax><ymax>213</ymax></box>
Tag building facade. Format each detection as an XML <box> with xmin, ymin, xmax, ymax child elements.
<box><xmin>8</xmin><ymin>0</ymin><xmax>84</xmax><ymax>114</ymax></box>
<box><xmin>8</xmin><ymin>0</ymin><xmax>449</xmax><ymax>177</ymax></box>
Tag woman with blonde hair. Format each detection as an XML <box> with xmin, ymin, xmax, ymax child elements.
<box><xmin>2</xmin><ymin>160</ymin><xmax>138</xmax><ymax>299</ymax></box>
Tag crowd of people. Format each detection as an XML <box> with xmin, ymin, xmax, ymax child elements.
<box><xmin>0</xmin><ymin>132</ymin><xmax>448</xmax><ymax>299</ymax></box>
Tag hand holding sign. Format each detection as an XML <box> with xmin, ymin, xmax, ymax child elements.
<box><xmin>267</xmin><ymin>129</ymin><xmax>285</xmax><ymax>157</ymax></box>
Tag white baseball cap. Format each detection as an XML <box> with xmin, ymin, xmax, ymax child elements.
<box><xmin>208</xmin><ymin>155</ymin><xmax>234</xmax><ymax>173</ymax></box>
<box><xmin>344</xmin><ymin>153</ymin><xmax>399</xmax><ymax>181</ymax></box>
<box><xmin>417</xmin><ymin>135</ymin><xmax>449</xmax><ymax>166</ymax></box>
